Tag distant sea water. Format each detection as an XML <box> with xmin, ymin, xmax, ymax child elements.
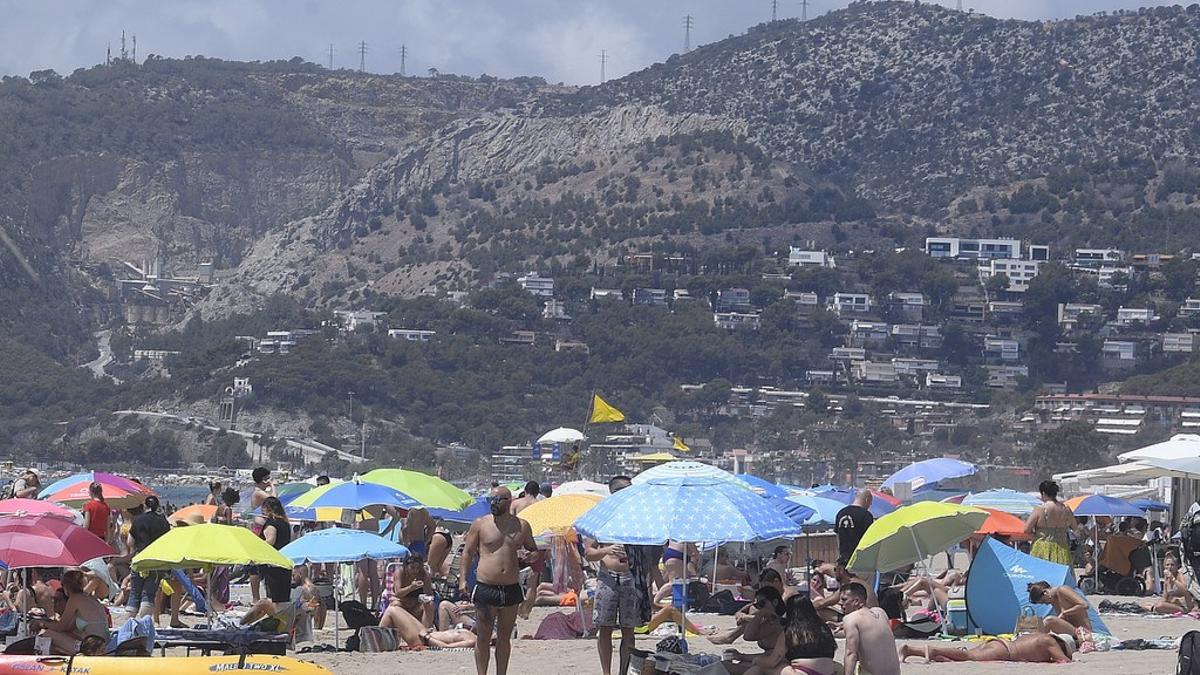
<box><xmin>154</xmin><ymin>484</ymin><xmax>258</xmax><ymax>510</ymax></box>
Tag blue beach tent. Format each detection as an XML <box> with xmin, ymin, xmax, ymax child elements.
<box><xmin>965</xmin><ymin>536</ymin><xmax>1108</xmax><ymax>636</ymax></box>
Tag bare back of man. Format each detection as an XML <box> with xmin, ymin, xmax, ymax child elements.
<box><xmin>461</xmin><ymin>487</ymin><xmax>535</xmax><ymax>675</ymax></box>
<box><xmin>844</xmin><ymin>606</ymin><xmax>900</xmax><ymax>675</ymax></box>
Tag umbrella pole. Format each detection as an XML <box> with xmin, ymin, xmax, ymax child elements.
<box><xmin>710</xmin><ymin>544</ymin><xmax>718</xmax><ymax>593</ymax></box>
<box><xmin>334</xmin><ymin>567</ymin><xmax>341</xmax><ymax>650</ymax></box>
<box><xmin>1093</xmin><ymin>519</ymin><xmax>1099</xmax><ymax>592</ymax></box>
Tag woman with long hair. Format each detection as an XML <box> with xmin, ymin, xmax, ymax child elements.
<box><xmin>259</xmin><ymin>497</ymin><xmax>292</xmax><ymax>603</ymax></box>
<box><xmin>81</xmin><ymin>482</ymin><xmax>111</xmax><ymax>544</ymax></box>
<box><xmin>1025</xmin><ymin>480</ymin><xmax>1075</xmax><ymax>565</ymax></box>
<box><xmin>747</xmin><ymin>595</ymin><xmax>839</xmax><ymax>675</ymax></box>
<box><xmin>31</xmin><ymin>569</ymin><xmax>108</xmax><ymax>654</ymax></box>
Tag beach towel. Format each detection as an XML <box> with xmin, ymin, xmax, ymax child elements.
<box><xmin>357</xmin><ymin>626</ymin><xmax>400</xmax><ymax>652</ymax></box>
<box><xmin>532</xmin><ymin>611</ymin><xmax>585</xmax><ymax>640</ymax></box>
<box><xmin>173</xmin><ymin>569</ymin><xmax>207</xmax><ymax>613</ymax></box>
<box><xmin>109</xmin><ymin>616</ymin><xmax>156</xmax><ymax>655</ymax></box>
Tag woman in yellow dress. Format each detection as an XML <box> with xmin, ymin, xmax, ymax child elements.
<box><xmin>1024</xmin><ymin>480</ymin><xmax>1075</xmax><ymax>565</ymax></box>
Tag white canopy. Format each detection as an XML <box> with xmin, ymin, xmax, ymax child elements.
<box><xmin>537</xmin><ymin>427</ymin><xmax>586</xmax><ymax>445</ymax></box>
<box><xmin>1118</xmin><ymin>434</ymin><xmax>1200</xmax><ymax>462</ymax></box>
<box><xmin>555</xmin><ymin>480</ymin><xmax>610</xmax><ymax>497</ymax></box>
<box><xmin>1054</xmin><ymin>461</ymin><xmax>1172</xmax><ymax>485</ymax></box>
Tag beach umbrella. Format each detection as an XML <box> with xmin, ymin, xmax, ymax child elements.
<box><xmin>287</xmin><ymin>479</ymin><xmax>420</xmax><ymax>511</ymax></box>
<box><xmin>574</xmin><ymin>476</ymin><xmax>801</xmax><ymax>545</ymax></box>
<box><xmin>169</xmin><ymin>504</ymin><xmax>216</xmax><ymax>525</ymax></box>
<box><xmin>847</xmin><ymin>502</ymin><xmax>987</xmax><ymax>574</ymax></box>
<box><xmin>302</xmin><ymin>475</ymin><xmax>344</xmax><ymax>487</ymax></box>
<box><xmin>766</xmin><ymin>497</ymin><xmax>816</xmax><ymax>528</ymax></box>
<box><xmin>817</xmin><ymin>487</ymin><xmax>898</xmax><ymax>518</ymax></box>
<box><xmin>1125</xmin><ymin>455</ymin><xmax>1200</xmax><ymax>481</ymax></box>
<box><xmin>280</xmin><ymin>527</ymin><xmax>411</xmax><ymax>646</ymax></box>
<box><xmin>975</xmin><ymin>508</ymin><xmax>1029</xmax><ymax>538</ymax></box>
<box><xmin>882</xmin><ymin>458</ymin><xmax>976</xmax><ymax>493</ymax></box>
<box><xmin>961</xmin><ymin>489</ymin><xmax>1042</xmax><ymax>517</ymax></box>
<box><xmin>631</xmin><ymin>461</ymin><xmax>751</xmax><ymax>489</ymax></box>
<box><xmin>735</xmin><ymin>474</ymin><xmax>791</xmax><ymax>499</ymax></box>
<box><xmin>555</xmin><ymin>480</ymin><xmax>610</xmax><ymax>497</ymax></box>
<box><xmin>1117</xmin><ymin>433</ymin><xmax>1200</xmax><ymax>463</ymax></box>
<box><xmin>275</xmin><ymin>482</ymin><xmax>315</xmax><ymax>501</ymax></box>
<box><xmin>0</xmin><ymin>515</ymin><xmax>117</xmax><ymax>568</ymax></box>
<box><xmin>0</xmin><ymin>498</ymin><xmax>77</xmax><ymax>520</ymax></box>
<box><xmin>940</xmin><ymin>494</ymin><xmax>967</xmax><ymax>505</ymax></box>
<box><xmin>537</xmin><ymin>427</ymin><xmax>586</xmax><ymax>444</ymax></box>
<box><xmin>785</xmin><ymin>495</ymin><xmax>845</xmax><ymax>526</ymax></box>
<box><xmin>360</xmin><ymin>469</ymin><xmax>474</xmax><ymax>511</ymax></box>
<box><xmin>38</xmin><ymin>472</ymin><xmax>153</xmax><ymax>509</ymax></box>
<box><xmin>132</xmin><ymin>523</ymin><xmax>292</xmax><ymax>572</ymax></box>
<box><xmin>1064</xmin><ymin>494</ymin><xmax>1144</xmax><ymax>517</ymax></box>
<box><xmin>428</xmin><ymin>498</ymin><xmax>490</xmax><ymax>526</ymax></box>
<box><xmin>518</xmin><ymin>494</ymin><xmax>604</xmax><ymax>537</ymax></box>
<box><xmin>1131</xmin><ymin>498</ymin><xmax>1170</xmax><ymax>512</ymax></box>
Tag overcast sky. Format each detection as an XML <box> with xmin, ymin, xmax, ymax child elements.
<box><xmin>0</xmin><ymin>1</ymin><xmax>1179</xmax><ymax>85</ymax></box>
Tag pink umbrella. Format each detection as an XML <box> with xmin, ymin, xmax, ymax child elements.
<box><xmin>0</xmin><ymin>499</ymin><xmax>76</xmax><ymax>520</ymax></box>
<box><xmin>0</xmin><ymin>515</ymin><xmax>116</xmax><ymax>568</ymax></box>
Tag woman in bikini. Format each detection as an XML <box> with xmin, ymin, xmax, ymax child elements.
<box><xmin>379</xmin><ymin>602</ymin><xmax>476</xmax><ymax>648</ymax></box>
<box><xmin>1028</xmin><ymin>580</ymin><xmax>1091</xmax><ymax>635</ymax></box>
<box><xmin>31</xmin><ymin>570</ymin><xmax>108</xmax><ymax>655</ymax></box>
<box><xmin>1144</xmin><ymin>554</ymin><xmax>1194</xmax><ymax>614</ymax></box>
<box><xmin>723</xmin><ymin>586</ymin><xmax>786</xmax><ymax>675</ymax></box>
<box><xmin>747</xmin><ymin>595</ymin><xmax>839</xmax><ymax>675</ymax></box>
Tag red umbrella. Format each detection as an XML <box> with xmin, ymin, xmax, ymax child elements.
<box><xmin>0</xmin><ymin>515</ymin><xmax>116</xmax><ymax>568</ymax></box>
<box><xmin>0</xmin><ymin>499</ymin><xmax>77</xmax><ymax>520</ymax></box>
<box><xmin>871</xmin><ymin>489</ymin><xmax>901</xmax><ymax>507</ymax></box>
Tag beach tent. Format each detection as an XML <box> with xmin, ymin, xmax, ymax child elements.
<box><xmin>965</xmin><ymin>536</ymin><xmax>1108</xmax><ymax>636</ymax></box>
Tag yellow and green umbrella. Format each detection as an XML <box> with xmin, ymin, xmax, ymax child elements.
<box><xmin>360</xmin><ymin>469</ymin><xmax>473</xmax><ymax>511</ymax></box>
<box><xmin>132</xmin><ymin>523</ymin><xmax>292</xmax><ymax>573</ymax></box>
<box><xmin>847</xmin><ymin>502</ymin><xmax>987</xmax><ymax>574</ymax></box>
<box><xmin>517</xmin><ymin>493</ymin><xmax>603</xmax><ymax>537</ymax></box>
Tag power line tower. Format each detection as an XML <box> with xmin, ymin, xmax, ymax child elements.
<box><xmin>772</xmin><ymin>0</ymin><xmax>778</xmax><ymax>21</ymax></box>
<box><xmin>358</xmin><ymin>40</ymin><xmax>367</xmax><ymax>73</ymax></box>
<box><xmin>683</xmin><ymin>14</ymin><xmax>694</xmax><ymax>53</ymax></box>
<box><xmin>327</xmin><ymin>43</ymin><xmax>334</xmax><ymax>69</ymax></box>
<box><xmin>399</xmin><ymin>44</ymin><xmax>407</xmax><ymax>76</ymax></box>
<box><xmin>120</xmin><ymin>31</ymin><xmax>127</xmax><ymax>61</ymax></box>
<box><xmin>801</xmin><ymin>0</ymin><xmax>810</xmax><ymax>21</ymax></box>
<box><xmin>132</xmin><ymin>34</ymin><xmax>137</xmax><ymax>63</ymax></box>
<box><xmin>599</xmin><ymin>49</ymin><xmax>607</xmax><ymax>83</ymax></box>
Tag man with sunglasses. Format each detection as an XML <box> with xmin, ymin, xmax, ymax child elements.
<box><xmin>460</xmin><ymin>486</ymin><xmax>536</xmax><ymax>675</ymax></box>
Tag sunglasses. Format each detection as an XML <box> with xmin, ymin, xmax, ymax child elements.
<box><xmin>487</xmin><ymin>495</ymin><xmax>511</xmax><ymax>505</ymax></box>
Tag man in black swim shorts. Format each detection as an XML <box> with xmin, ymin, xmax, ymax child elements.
<box><xmin>461</xmin><ymin>486</ymin><xmax>537</xmax><ymax>675</ymax></box>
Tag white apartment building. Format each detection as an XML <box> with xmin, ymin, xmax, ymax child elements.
<box><xmin>984</xmin><ymin>337</ymin><xmax>1020</xmax><ymax>361</ymax></box>
<box><xmin>851</xmin><ymin>361</ymin><xmax>899</xmax><ymax>383</ymax></box>
<box><xmin>832</xmin><ymin>292</ymin><xmax>872</xmax><ymax>315</ymax></box>
<box><xmin>518</xmin><ymin>273</ymin><xmax>555</xmax><ymax>297</ymax></box>
<box><xmin>1115</xmin><ymin>307</ymin><xmax>1156</xmax><ymax>327</ymax></box>
<box><xmin>979</xmin><ymin>259</ymin><xmax>1043</xmax><ymax>291</ymax></box>
<box><xmin>388</xmin><ymin>328</ymin><xmax>436</xmax><ymax>342</ymax></box>
<box><xmin>714</xmin><ymin>311</ymin><xmax>761</xmax><ymax>331</ymax></box>
<box><xmin>788</xmin><ymin>248</ymin><xmax>836</xmax><ymax>268</ymax></box>
<box><xmin>1163</xmin><ymin>333</ymin><xmax>1197</xmax><ymax>354</ymax></box>
<box><xmin>1181</xmin><ymin>299</ymin><xmax>1200</xmax><ymax>318</ymax></box>
<box><xmin>926</xmin><ymin>237</ymin><xmax>1021</xmax><ymax>260</ymax></box>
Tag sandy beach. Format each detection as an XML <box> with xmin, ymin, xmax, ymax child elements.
<box><xmin>288</xmin><ymin>596</ymin><xmax>1185</xmax><ymax>674</ymax></box>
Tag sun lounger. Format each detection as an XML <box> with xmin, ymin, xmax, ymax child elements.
<box><xmin>152</xmin><ymin>628</ymin><xmax>289</xmax><ymax>657</ymax></box>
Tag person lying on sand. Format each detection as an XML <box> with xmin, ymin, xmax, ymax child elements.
<box><xmin>899</xmin><ymin>632</ymin><xmax>1075</xmax><ymax>664</ymax></box>
<box><xmin>380</xmin><ymin>604</ymin><xmax>476</xmax><ymax>648</ymax></box>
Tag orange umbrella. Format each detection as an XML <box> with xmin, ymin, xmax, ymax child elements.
<box><xmin>169</xmin><ymin>504</ymin><xmax>217</xmax><ymax>525</ymax></box>
<box><xmin>976</xmin><ymin>507</ymin><xmax>1029</xmax><ymax>538</ymax></box>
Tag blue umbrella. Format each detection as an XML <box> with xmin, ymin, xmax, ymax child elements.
<box><xmin>766</xmin><ymin>497</ymin><xmax>815</xmax><ymax>527</ymax></box>
<box><xmin>735</xmin><ymin>474</ymin><xmax>790</xmax><ymax>499</ymax></box>
<box><xmin>961</xmin><ymin>489</ymin><xmax>1042</xmax><ymax>517</ymax></box>
<box><xmin>574</xmin><ymin>476</ymin><xmax>802</xmax><ymax>545</ymax></box>
<box><xmin>280</xmin><ymin>527</ymin><xmax>409</xmax><ymax>564</ymax></box>
<box><xmin>882</xmin><ymin>458</ymin><xmax>976</xmax><ymax>493</ymax></box>
<box><xmin>289</xmin><ymin>480</ymin><xmax>420</xmax><ymax>511</ymax></box>
<box><xmin>786</xmin><ymin>494</ymin><xmax>846</xmax><ymax>526</ymax></box>
<box><xmin>1066</xmin><ymin>494</ymin><xmax>1145</xmax><ymax>517</ymax></box>
<box><xmin>818</xmin><ymin>488</ymin><xmax>897</xmax><ymax>518</ymax></box>
<box><xmin>428</xmin><ymin>497</ymin><xmax>490</xmax><ymax>524</ymax></box>
<box><xmin>1131</xmin><ymin>498</ymin><xmax>1170</xmax><ymax>512</ymax></box>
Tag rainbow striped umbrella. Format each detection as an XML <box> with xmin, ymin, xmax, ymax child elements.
<box><xmin>39</xmin><ymin>472</ymin><xmax>154</xmax><ymax>509</ymax></box>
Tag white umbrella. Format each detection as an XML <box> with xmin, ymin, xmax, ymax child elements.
<box><xmin>632</xmin><ymin>461</ymin><xmax>751</xmax><ymax>489</ymax></box>
<box><xmin>555</xmin><ymin>480</ymin><xmax>610</xmax><ymax>497</ymax></box>
<box><xmin>537</xmin><ymin>427</ymin><xmax>587</xmax><ymax>445</ymax></box>
<box><xmin>1118</xmin><ymin>434</ymin><xmax>1200</xmax><ymax>462</ymax></box>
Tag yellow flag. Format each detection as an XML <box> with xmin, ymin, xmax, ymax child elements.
<box><xmin>589</xmin><ymin>394</ymin><xmax>625</xmax><ymax>423</ymax></box>
<box><xmin>673</xmin><ymin>435</ymin><xmax>691</xmax><ymax>452</ymax></box>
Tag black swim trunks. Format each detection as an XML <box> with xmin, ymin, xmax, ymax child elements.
<box><xmin>471</xmin><ymin>581</ymin><xmax>524</xmax><ymax>608</ymax></box>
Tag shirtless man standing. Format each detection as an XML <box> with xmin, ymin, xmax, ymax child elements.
<box><xmin>509</xmin><ymin>481</ymin><xmax>544</xmax><ymax>619</ymax></box>
<box><xmin>461</xmin><ymin>486</ymin><xmax>536</xmax><ymax>675</ymax></box>
<box><xmin>584</xmin><ymin>538</ymin><xmax>638</xmax><ymax>675</ymax></box>
<box><xmin>402</xmin><ymin>507</ymin><xmax>434</xmax><ymax>559</ymax></box>
<box><xmin>841</xmin><ymin>583</ymin><xmax>900</xmax><ymax>675</ymax></box>
<box><xmin>248</xmin><ymin>467</ymin><xmax>274</xmax><ymax>603</ymax></box>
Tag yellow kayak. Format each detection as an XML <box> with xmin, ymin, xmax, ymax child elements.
<box><xmin>0</xmin><ymin>654</ymin><xmax>331</xmax><ymax>673</ymax></box>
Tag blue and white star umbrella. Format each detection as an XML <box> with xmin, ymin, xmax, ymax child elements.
<box><xmin>632</xmin><ymin>461</ymin><xmax>750</xmax><ymax>488</ymax></box>
<box><xmin>786</xmin><ymin>494</ymin><xmax>846</xmax><ymax>526</ymax></box>
<box><xmin>882</xmin><ymin>458</ymin><xmax>977</xmax><ymax>493</ymax></box>
<box><xmin>574</xmin><ymin>476</ymin><xmax>802</xmax><ymax>545</ymax></box>
<box><xmin>736</xmin><ymin>474</ymin><xmax>791</xmax><ymax>499</ymax></box>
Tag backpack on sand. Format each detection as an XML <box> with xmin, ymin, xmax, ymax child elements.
<box><xmin>1180</xmin><ymin>630</ymin><xmax>1200</xmax><ymax>675</ymax></box>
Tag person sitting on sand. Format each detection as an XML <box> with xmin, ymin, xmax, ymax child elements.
<box><xmin>392</xmin><ymin>554</ymin><xmax>434</xmax><ymax>626</ymax></box>
<box><xmin>898</xmin><ymin>569</ymin><xmax>964</xmax><ymax>610</ymax></box>
<box><xmin>31</xmin><ymin>570</ymin><xmax>108</xmax><ymax>655</ymax></box>
<box><xmin>720</xmin><ymin>586</ymin><xmax>786</xmax><ymax>675</ymax></box>
<box><xmin>899</xmin><ymin>632</ymin><xmax>1075</xmax><ymax>664</ymax></box>
<box><xmin>380</xmin><ymin>603</ymin><xmax>476</xmax><ymax>649</ymax></box>
<box><xmin>1027</xmin><ymin>580</ymin><xmax>1091</xmax><ymax>635</ymax></box>
<box><xmin>1143</xmin><ymin>554</ymin><xmax>1194</xmax><ymax>614</ymax></box>
<box><xmin>841</xmin><ymin>583</ymin><xmax>900</xmax><ymax>675</ymax></box>
<box><xmin>745</xmin><ymin>595</ymin><xmax>839</xmax><ymax>675</ymax></box>
<box><xmin>715</xmin><ymin>548</ymin><xmax>752</xmax><ymax>589</ymax></box>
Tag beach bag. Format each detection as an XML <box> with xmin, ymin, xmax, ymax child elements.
<box><xmin>697</xmin><ymin>590</ymin><xmax>742</xmax><ymax>615</ymax></box>
<box><xmin>357</xmin><ymin>626</ymin><xmax>399</xmax><ymax>653</ymax></box>
<box><xmin>1179</xmin><ymin>630</ymin><xmax>1200</xmax><ymax>674</ymax></box>
<box><xmin>1015</xmin><ymin>606</ymin><xmax>1041</xmax><ymax>634</ymax></box>
<box><xmin>340</xmin><ymin>600</ymin><xmax>378</xmax><ymax>630</ymax></box>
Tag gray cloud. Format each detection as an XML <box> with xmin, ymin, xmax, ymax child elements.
<box><xmin>0</xmin><ymin>1</ymin><xmax>1179</xmax><ymax>84</ymax></box>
